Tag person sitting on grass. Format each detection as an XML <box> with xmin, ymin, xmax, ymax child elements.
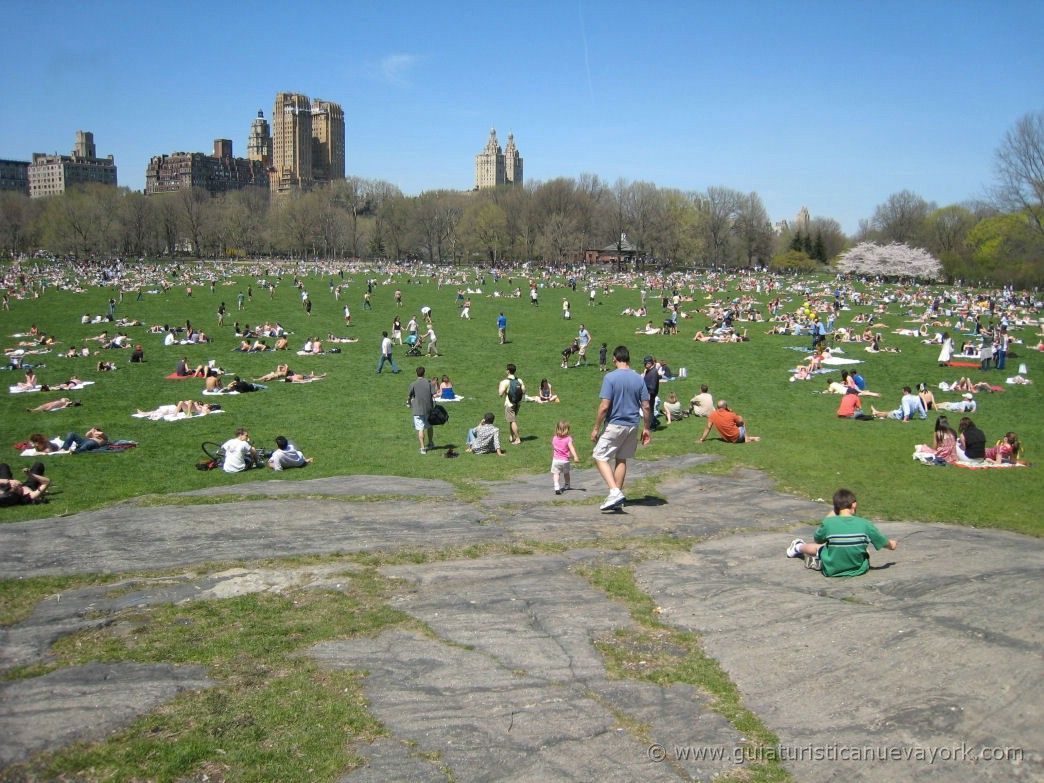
<box><xmin>221</xmin><ymin>428</ymin><xmax>258</xmax><ymax>473</ymax></box>
<box><xmin>464</xmin><ymin>412</ymin><xmax>505</xmax><ymax>455</ymax></box>
<box><xmin>914</xmin><ymin>415</ymin><xmax>959</xmax><ymax>464</ymax></box>
<box><xmin>0</xmin><ymin>462</ymin><xmax>49</xmax><ymax>505</ymax></box>
<box><xmin>699</xmin><ymin>400</ymin><xmax>761</xmax><ymax>443</ymax></box>
<box><xmin>662</xmin><ymin>391</ymin><xmax>686</xmax><ymax>424</ymax></box>
<box><xmin>871</xmin><ymin>386</ymin><xmax>927</xmax><ymax>421</ymax></box>
<box><xmin>786</xmin><ymin>488</ymin><xmax>897</xmax><ymax>575</ymax></box>
<box><xmin>836</xmin><ymin>388</ymin><xmax>874</xmax><ymax>420</ymax></box>
<box><xmin>268</xmin><ymin>435</ymin><xmax>313</xmax><ymax>470</ymax></box>
<box><xmin>527</xmin><ymin>378</ymin><xmax>560</xmax><ymax>404</ymax></box>
<box><xmin>175</xmin><ymin>357</ymin><xmax>204</xmax><ymax>377</ymax></box>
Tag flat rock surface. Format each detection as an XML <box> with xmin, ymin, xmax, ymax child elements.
<box><xmin>177</xmin><ymin>474</ymin><xmax>456</xmax><ymax>498</ymax></box>
<box><xmin>0</xmin><ymin>663</ymin><xmax>212</xmax><ymax>766</ymax></box>
<box><xmin>636</xmin><ymin>525</ymin><xmax>1044</xmax><ymax>782</ymax></box>
<box><xmin>0</xmin><ymin>459</ymin><xmax>821</xmax><ymax>579</ymax></box>
<box><xmin>1</xmin><ymin>463</ymin><xmax>1041</xmax><ymax>781</ymax></box>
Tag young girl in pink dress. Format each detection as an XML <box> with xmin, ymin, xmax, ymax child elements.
<box><xmin>550</xmin><ymin>421</ymin><xmax>581</xmax><ymax>495</ymax></box>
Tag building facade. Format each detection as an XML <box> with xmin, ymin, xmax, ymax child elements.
<box><xmin>270</xmin><ymin>92</ymin><xmax>345</xmax><ymax>194</ymax></box>
<box><xmin>145</xmin><ymin>140</ymin><xmax>268</xmax><ymax>195</ymax></box>
<box><xmin>475</xmin><ymin>128</ymin><xmax>522</xmax><ymax>189</ymax></box>
<box><xmin>311</xmin><ymin>99</ymin><xmax>345</xmax><ymax>183</ymax></box>
<box><xmin>28</xmin><ymin>130</ymin><xmax>117</xmax><ymax>198</ymax></box>
<box><xmin>246</xmin><ymin>109</ymin><xmax>272</xmax><ymax>166</ymax></box>
<box><xmin>0</xmin><ymin>159</ymin><xmax>30</xmax><ymax>195</ymax></box>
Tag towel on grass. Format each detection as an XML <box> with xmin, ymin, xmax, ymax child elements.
<box><xmin>9</xmin><ymin>381</ymin><xmax>94</xmax><ymax>394</ymax></box>
<box><xmin>132</xmin><ymin>408</ymin><xmax>225</xmax><ymax>422</ymax></box>
<box><xmin>820</xmin><ymin>357</ymin><xmax>862</xmax><ymax>366</ymax></box>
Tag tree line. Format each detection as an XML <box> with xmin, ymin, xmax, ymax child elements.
<box><xmin>2</xmin><ymin>112</ymin><xmax>1040</xmax><ymax>285</ymax></box>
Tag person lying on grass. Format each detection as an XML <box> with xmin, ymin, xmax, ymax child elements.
<box><xmin>27</xmin><ymin>398</ymin><xmax>81</xmax><ymax>413</ymax></box>
<box><xmin>786</xmin><ymin>488</ymin><xmax>897</xmax><ymax>576</ymax></box>
<box><xmin>0</xmin><ymin>462</ymin><xmax>49</xmax><ymax>505</ymax></box>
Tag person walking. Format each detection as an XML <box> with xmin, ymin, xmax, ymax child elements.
<box><xmin>575</xmin><ymin>324</ymin><xmax>591</xmax><ymax>367</ymax></box>
<box><xmin>497</xmin><ymin>312</ymin><xmax>507</xmax><ymax>344</ymax></box>
<box><xmin>498</xmin><ymin>363</ymin><xmax>526</xmax><ymax>445</ymax></box>
<box><xmin>376</xmin><ymin>331</ymin><xmax>400</xmax><ymax>374</ymax></box>
<box><xmin>591</xmin><ymin>346</ymin><xmax>651</xmax><ymax>511</ymax></box>
<box><xmin>408</xmin><ymin>366</ymin><xmax>435</xmax><ymax>454</ymax></box>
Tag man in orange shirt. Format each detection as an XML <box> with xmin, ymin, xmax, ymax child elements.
<box><xmin>836</xmin><ymin>388</ymin><xmax>873</xmax><ymax>420</ymax></box>
<box><xmin>699</xmin><ymin>399</ymin><xmax>761</xmax><ymax>443</ymax></box>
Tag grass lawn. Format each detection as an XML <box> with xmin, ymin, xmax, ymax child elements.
<box><xmin>1</xmin><ymin>265</ymin><xmax>1040</xmax><ymax>535</ymax></box>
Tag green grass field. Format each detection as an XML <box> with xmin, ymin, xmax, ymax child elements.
<box><xmin>2</xmin><ymin>266</ymin><xmax>1040</xmax><ymax>535</ymax></box>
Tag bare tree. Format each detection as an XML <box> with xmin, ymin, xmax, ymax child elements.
<box><xmin>993</xmin><ymin>111</ymin><xmax>1044</xmax><ymax>236</ymax></box>
<box><xmin>733</xmin><ymin>192</ymin><xmax>774</xmax><ymax>266</ymax></box>
<box><xmin>870</xmin><ymin>190</ymin><xmax>933</xmax><ymax>245</ymax></box>
<box><xmin>692</xmin><ymin>186</ymin><xmax>742</xmax><ymax>265</ymax></box>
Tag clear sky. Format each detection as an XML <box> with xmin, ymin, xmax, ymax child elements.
<box><xmin>2</xmin><ymin>0</ymin><xmax>1041</xmax><ymax>233</ymax></box>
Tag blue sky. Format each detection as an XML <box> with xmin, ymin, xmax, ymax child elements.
<box><xmin>2</xmin><ymin>0</ymin><xmax>1041</xmax><ymax>233</ymax></box>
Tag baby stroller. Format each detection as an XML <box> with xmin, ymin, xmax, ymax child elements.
<box><xmin>405</xmin><ymin>333</ymin><xmax>423</xmax><ymax>356</ymax></box>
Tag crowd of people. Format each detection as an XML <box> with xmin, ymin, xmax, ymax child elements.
<box><xmin>4</xmin><ymin>256</ymin><xmax>1038</xmax><ymax>527</ymax></box>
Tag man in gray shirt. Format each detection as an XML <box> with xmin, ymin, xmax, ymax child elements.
<box><xmin>408</xmin><ymin>366</ymin><xmax>435</xmax><ymax>454</ymax></box>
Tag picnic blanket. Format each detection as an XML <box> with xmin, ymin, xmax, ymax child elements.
<box><xmin>9</xmin><ymin>381</ymin><xmax>94</xmax><ymax>394</ymax></box>
<box><xmin>947</xmin><ymin>361</ymin><xmax>981</xmax><ymax>368</ymax></box>
<box><xmin>820</xmin><ymin>357</ymin><xmax>861</xmax><ymax>366</ymax></box>
<box><xmin>913</xmin><ymin>450</ymin><xmax>1026</xmax><ymax>469</ymax></box>
<box><xmin>132</xmin><ymin>408</ymin><xmax>225</xmax><ymax>422</ymax></box>
<box><xmin>165</xmin><ymin>372</ymin><xmax>205</xmax><ymax>380</ymax></box>
<box><xmin>19</xmin><ymin>437</ymin><xmax>138</xmax><ymax>456</ymax></box>
<box><xmin>202</xmin><ymin>383</ymin><xmax>265</xmax><ymax>396</ymax></box>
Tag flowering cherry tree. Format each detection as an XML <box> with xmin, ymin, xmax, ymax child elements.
<box><xmin>836</xmin><ymin>242</ymin><xmax>943</xmax><ymax>280</ymax></box>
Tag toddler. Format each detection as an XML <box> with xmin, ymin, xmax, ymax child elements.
<box><xmin>551</xmin><ymin>420</ymin><xmax>580</xmax><ymax>495</ymax></box>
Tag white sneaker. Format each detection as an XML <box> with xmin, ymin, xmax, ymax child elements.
<box><xmin>787</xmin><ymin>538</ymin><xmax>804</xmax><ymax>558</ymax></box>
<box><xmin>600</xmin><ymin>489</ymin><xmax>625</xmax><ymax>511</ymax></box>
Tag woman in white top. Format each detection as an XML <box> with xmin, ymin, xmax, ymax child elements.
<box><xmin>937</xmin><ymin>331</ymin><xmax>953</xmax><ymax>365</ymax></box>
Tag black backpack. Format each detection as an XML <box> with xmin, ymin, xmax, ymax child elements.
<box><xmin>428</xmin><ymin>404</ymin><xmax>449</xmax><ymax>426</ymax></box>
<box><xmin>507</xmin><ymin>378</ymin><xmax>524</xmax><ymax>406</ymax></box>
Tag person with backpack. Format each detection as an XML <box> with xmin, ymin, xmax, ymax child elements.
<box><xmin>498</xmin><ymin>363</ymin><xmax>526</xmax><ymax>445</ymax></box>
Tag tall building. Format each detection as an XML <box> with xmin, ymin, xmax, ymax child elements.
<box><xmin>795</xmin><ymin>206</ymin><xmax>811</xmax><ymax>234</ymax></box>
<box><xmin>504</xmin><ymin>133</ymin><xmax>522</xmax><ymax>186</ymax></box>
<box><xmin>145</xmin><ymin>139</ymin><xmax>268</xmax><ymax>195</ymax></box>
<box><xmin>475</xmin><ymin>128</ymin><xmax>522</xmax><ymax>189</ymax></box>
<box><xmin>28</xmin><ymin>130</ymin><xmax>117</xmax><ymax>198</ymax></box>
<box><xmin>246</xmin><ymin>109</ymin><xmax>272</xmax><ymax>166</ymax></box>
<box><xmin>0</xmin><ymin>160</ymin><xmax>30</xmax><ymax>195</ymax></box>
<box><xmin>270</xmin><ymin>92</ymin><xmax>345</xmax><ymax>194</ymax></box>
<box><xmin>311</xmin><ymin>99</ymin><xmax>345</xmax><ymax>183</ymax></box>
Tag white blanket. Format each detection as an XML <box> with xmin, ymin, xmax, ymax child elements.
<box><xmin>132</xmin><ymin>408</ymin><xmax>225</xmax><ymax>422</ymax></box>
<box><xmin>9</xmin><ymin>381</ymin><xmax>94</xmax><ymax>394</ymax></box>
<box><xmin>820</xmin><ymin>357</ymin><xmax>862</xmax><ymax>366</ymax></box>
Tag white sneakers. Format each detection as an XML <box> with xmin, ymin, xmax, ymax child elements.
<box><xmin>786</xmin><ymin>538</ymin><xmax>804</xmax><ymax>558</ymax></box>
<box><xmin>600</xmin><ymin>488</ymin><xmax>625</xmax><ymax>511</ymax></box>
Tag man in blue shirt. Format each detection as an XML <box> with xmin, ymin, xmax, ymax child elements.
<box><xmin>591</xmin><ymin>345</ymin><xmax>651</xmax><ymax>511</ymax></box>
<box><xmin>871</xmin><ymin>386</ymin><xmax>927</xmax><ymax>421</ymax></box>
<box><xmin>497</xmin><ymin>312</ymin><xmax>507</xmax><ymax>344</ymax></box>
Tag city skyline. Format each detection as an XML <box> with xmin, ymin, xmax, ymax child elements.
<box><xmin>1</xmin><ymin>0</ymin><xmax>1041</xmax><ymax>233</ymax></box>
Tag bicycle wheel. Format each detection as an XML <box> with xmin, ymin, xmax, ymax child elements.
<box><xmin>201</xmin><ymin>441</ymin><xmax>223</xmax><ymax>461</ymax></box>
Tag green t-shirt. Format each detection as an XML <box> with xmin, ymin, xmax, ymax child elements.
<box><xmin>813</xmin><ymin>514</ymin><xmax>889</xmax><ymax>577</ymax></box>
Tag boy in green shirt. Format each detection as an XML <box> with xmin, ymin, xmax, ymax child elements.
<box><xmin>787</xmin><ymin>488</ymin><xmax>897</xmax><ymax>576</ymax></box>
